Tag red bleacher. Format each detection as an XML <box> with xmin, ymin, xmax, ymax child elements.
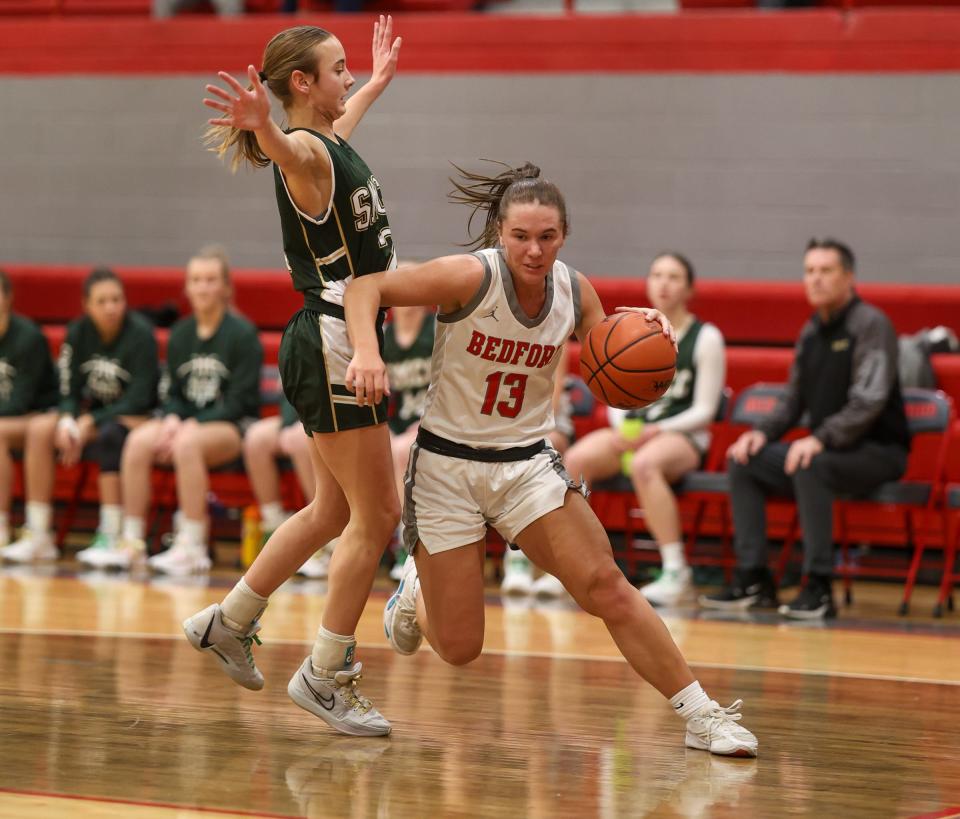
<box><xmin>6</xmin><ymin>262</ymin><xmax>960</xmax><ymax>588</ymax></box>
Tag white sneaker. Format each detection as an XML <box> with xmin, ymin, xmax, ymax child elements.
<box><xmin>383</xmin><ymin>556</ymin><xmax>422</xmax><ymax>656</ymax></box>
<box><xmin>94</xmin><ymin>536</ymin><xmax>148</xmax><ymax>571</ymax></box>
<box><xmin>641</xmin><ymin>567</ymin><xmax>697</xmax><ymax>607</ymax></box>
<box><xmin>182</xmin><ymin>603</ymin><xmax>264</xmax><ymax>691</ymax></box>
<box><xmin>531</xmin><ymin>572</ymin><xmax>567</xmax><ymax>598</ymax></box>
<box><xmin>287</xmin><ymin>656</ymin><xmax>391</xmax><ymax>737</ymax></box>
<box><xmin>500</xmin><ymin>549</ymin><xmax>534</xmax><ymax>595</ymax></box>
<box><xmin>297</xmin><ymin>543</ymin><xmax>333</xmax><ymax>579</ymax></box>
<box><xmin>148</xmin><ymin>532</ymin><xmax>212</xmax><ymax>576</ymax></box>
<box><xmin>75</xmin><ymin>531</ymin><xmax>118</xmax><ymax>568</ymax></box>
<box><xmin>685</xmin><ymin>700</ymin><xmax>758</xmax><ymax>758</ymax></box>
<box><xmin>0</xmin><ymin>530</ymin><xmax>57</xmax><ymax>563</ymax></box>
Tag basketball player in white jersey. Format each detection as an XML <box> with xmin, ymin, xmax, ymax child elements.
<box><xmin>344</xmin><ymin>162</ymin><xmax>758</xmax><ymax>757</ymax></box>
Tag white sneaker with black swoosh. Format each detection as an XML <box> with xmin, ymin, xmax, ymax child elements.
<box><xmin>287</xmin><ymin>656</ymin><xmax>391</xmax><ymax>737</ymax></box>
<box><xmin>182</xmin><ymin>603</ymin><xmax>264</xmax><ymax>691</ymax></box>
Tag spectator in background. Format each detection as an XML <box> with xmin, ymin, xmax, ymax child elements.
<box><xmin>1</xmin><ymin>268</ymin><xmax>159</xmax><ymax>565</ymax></box>
<box><xmin>0</xmin><ymin>270</ymin><xmax>60</xmax><ymax>554</ymax></box>
<box><xmin>533</xmin><ymin>253</ymin><xmax>725</xmax><ymax>607</ymax></box>
<box><xmin>383</xmin><ymin>301</ymin><xmax>435</xmax><ymax>580</ymax></box>
<box><xmin>242</xmin><ymin>395</ymin><xmax>330</xmax><ymax>579</ymax></box>
<box><xmin>94</xmin><ymin>246</ymin><xmax>263</xmax><ymax>573</ymax></box>
<box><xmin>701</xmin><ymin>238</ymin><xmax>909</xmax><ymax>620</ymax></box>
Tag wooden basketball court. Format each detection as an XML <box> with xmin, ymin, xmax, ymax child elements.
<box><xmin>2</xmin><ymin>566</ymin><xmax>959</xmax><ymax>818</ymax></box>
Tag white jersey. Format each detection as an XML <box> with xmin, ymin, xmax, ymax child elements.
<box><xmin>419</xmin><ymin>248</ymin><xmax>581</xmax><ymax>449</ymax></box>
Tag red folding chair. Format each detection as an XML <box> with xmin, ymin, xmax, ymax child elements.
<box><xmin>936</xmin><ymin>483</ymin><xmax>960</xmax><ymax>617</ymax></box>
<box><xmin>779</xmin><ymin>388</ymin><xmax>953</xmax><ymax>615</ymax></box>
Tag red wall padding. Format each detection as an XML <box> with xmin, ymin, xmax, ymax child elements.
<box><xmin>5</xmin><ymin>11</ymin><xmax>960</xmax><ymax>74</ymax></box>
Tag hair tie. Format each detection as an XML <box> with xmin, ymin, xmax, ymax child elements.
<box><xmin>258</xmin><ymin>70</ymin><xmax>268</xmax><ymax>83</ymax></box>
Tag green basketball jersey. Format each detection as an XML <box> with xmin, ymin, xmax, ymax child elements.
<box><xmin>630</xmin><ymin>318</ymin><xmax>703</xmax><ymax>423</ymax></box>
<box><xmin>273</xmin><ymin>129</ymin><xmax>395</xmax><ymax>306</ymax></box>
<box><xmin>0</xmin><ymin>313</ymin><xmax>58</xmax><ymax>416</ymax></box>
<box><xmin>383</xmin><ymin>314</ymin><xmax>435</xmax><ymax>434</ymax></box>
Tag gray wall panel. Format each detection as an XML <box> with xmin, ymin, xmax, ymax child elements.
<box><xmin>2</xmin><ymin>73</ymin><xmax>959</xmax><ymax>282</ymax></box>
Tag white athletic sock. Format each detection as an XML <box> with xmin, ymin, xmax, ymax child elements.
<box><xmin>179</xmin><ymin>517</ymin><xmax>206</xmax><ymax>549</ymax></box>
<box><xmin>25</xmin><ymin>502</ymin><xmax>52</xmax><ymax>535</ymax></box>
<box><xmin>221</xmin><ymin>577</ymin><xmax>269</xmax><ymax>631</ymax></box>
<box><xmin>122</xmin><ymin>517</ymin><xmax>146</xmax><ymax>542</ymax></box>
<box><xmin>660</xmin><ymin>542</ymin><xmax>687</xmax><ymax>573</ymax></box>
<box><xmin>670</xmin><ymin>680</ymin><xmax>710</xmax><ymax>720</ymax></box>
<box><xmin>259</xmin><ymin>502</ymin><xmax>286</xmax><ymax>532</ymax></box>
<box><xmin>99</xmin><ymin>504</ymin><xmax>123</xmax><ymax>537</ymax></box>
<box><xmin>311</xmin><ymin>625</ymin><xmax>357</xmax><ymax>676</ymax></box>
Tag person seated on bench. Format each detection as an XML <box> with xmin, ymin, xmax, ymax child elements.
<box><xmin>97</xmin><ymin>246</ymin><xmax>263</xmax><ymax>573</ymax></box>
<box><xmin>701</xmin><ymin>238</ymin><xmax>910</xmax><ymax>620</ymax></box>
<box><xmin>0</xmin><ymin>270</ymin><xmax>60</xmax><ymax>558</ymax></box>
<box><xmin>1</xmin><ymin>267</ymin><xmax>159</xmax><ymax>565</ymax></box>
<box><xmin>559</xmin><ymin>252</ymin><xmax>726</xmax><ymax>607</ymax></box>
<box><xmin>242</xmin><ymin>395</ymin><xmax>326</xmax><ymax>578</ymax></box>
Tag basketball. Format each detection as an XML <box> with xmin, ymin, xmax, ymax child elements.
<box><xmin>579</xmin><ymin>313</ymin><xmax>677</xmax><ymax>410</ymax></box>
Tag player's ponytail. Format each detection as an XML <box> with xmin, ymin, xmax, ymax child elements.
<box><xmin>449</xmin><ymin>160</ymin><xmax>570</xmax><ymax>250</ymax></box>
<box><xmin>204</xmin><ymin>25</ymin><xmax>333</xmax><ymax>173</ymax></box>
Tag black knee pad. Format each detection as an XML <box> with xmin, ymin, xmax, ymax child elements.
<box><xmin>92</xmin><ymin>421</ymin><xmax>130</xmax><ymax>473</ymax></box>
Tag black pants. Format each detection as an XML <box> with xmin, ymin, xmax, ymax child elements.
<box><xmin>84</xmin><ymin>420</ymin><xmax>131</xmax><ymax>475</ymax></box>
<box><xmin>728</xmin><ymin>441</ymin><xmax>908</xmax><ymax>577</ymax></box>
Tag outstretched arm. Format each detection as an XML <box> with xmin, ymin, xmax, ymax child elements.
<box><xmin>344</xmin><ymin>255</ymin><xmax>483</xmax><ymax>407</ymax></box>
<box><xmin>204</xmin><ymin>66</ymin><xmax>328</xmax><ymax>175</ymax></box>
<box><xmin>335</xmin><ymin>15</ymin><xmax>402</xmax><ymax>141</ymax></box>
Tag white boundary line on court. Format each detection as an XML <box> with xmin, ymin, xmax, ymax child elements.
<box><xmin>4</xmin><ymin>625</ymin><xmax>960</xmax><ymax>688</ymax></box>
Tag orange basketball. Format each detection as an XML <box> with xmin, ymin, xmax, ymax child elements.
<box><xmin>579</xmin><ymin>313</ymin><xmax>677</xmax><ymax>410</ymax></box>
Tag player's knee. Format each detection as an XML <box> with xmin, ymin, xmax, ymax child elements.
<box><xmin>434</xmin><ymin>629</ymin><xmax>483</xmax><ymax>666</ymax></box>
<box><xmin>580</xmin><ymin>562</ymin><xmax>634</xmax><ymax>621</ymax></box>
<box><xmin>26</xmin><ymin>415</ymin><xmax>54</xmax><ymax>445</ymax></box>
<box><xmin>242</xmin><ymin>423</ymin><xmax>270</xmax><ymax>455</ymax></box>
<box><xmin>171</xmin><ymin>429</ymin><xmax>200</xmax><ymax>463</ymax></box>
<box><xmin>629</xmin><ymin>454</ymin><xmax>662</xmax><ymax>485</ymax></box>
<box><xmin>93</xmin><ymin>421</ymin><xmax>128</xmax><ymax>473</ymax></box>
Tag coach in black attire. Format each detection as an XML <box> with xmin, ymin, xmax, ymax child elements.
<box><xmin>702</xmin><ymin>239</ymin><xmax>910</xmax><ymax>619</ymax></box>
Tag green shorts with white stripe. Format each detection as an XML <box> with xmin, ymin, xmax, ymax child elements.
<box><xmin>279</xmin><ymin>305</ymin><xmax>387</xmax><ymax>435</ymax></box>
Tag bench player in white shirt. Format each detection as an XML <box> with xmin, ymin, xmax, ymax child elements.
<box><xmin>344</xmin><ymin>162</ymin><xmax>758</xmax><ymax>757</ymax></box>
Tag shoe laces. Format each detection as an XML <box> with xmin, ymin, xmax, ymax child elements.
<box><xmin>332</xmin><ymin>662</ymin><xmax>373</xmax><ymax>715</ymax></box>
<box><xmin>235</xmin><ymin>623</ymin><xmax>262</xmax><ymax>668</ymax></box>
<box><xmin>698</xmin><ymin>700</ymin><xmax>746</xmax><ymax>737</ymax></box>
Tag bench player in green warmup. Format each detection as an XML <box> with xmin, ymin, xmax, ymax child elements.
<box><xmin>3</xmin><ymin>268</ymin><xmax>158</xmax><ymax>564</ymax></box>
<box><xmin>91</xmin><ymin>246</ymin><xmax>263</xmax><ymax>572</ymax></box>
<box><xmin>0</xmin><ymin>270</ymin><xmax>59</xmax><ymax>557</ymax></box>
<box><xmin>182</xmin><ymin>19</ymin><xmax>403</xmax><ymax>736</ymax></box>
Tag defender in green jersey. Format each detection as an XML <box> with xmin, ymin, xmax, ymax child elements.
<box><xmin>2</xmin><ymin>269</ymin><xmax>160</xmax><ymax>566</ymax></box>
<box><xmin>188</xmin><ymin>20</ymin><xmax>401</xmax><ymax>734</ymax></box>
<box><xmin>0</xmin><ymin>270</ymin><xmax>58</xmax><ymax>552</ymax></box>
<box><xmin>563</xmin><ymin>253</ymin><xmax>726</xmax><ymax>608</ymax></box>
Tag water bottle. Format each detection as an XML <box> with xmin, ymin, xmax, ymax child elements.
<box><xmin>240</xmin><ymin>506</ymin><xmax>262</xmax><ymax>569</ymax></box>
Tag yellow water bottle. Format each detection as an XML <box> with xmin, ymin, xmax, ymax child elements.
<box><xmin>620</xmin><ymin>417</ymin><xmax>645</xmax><ymax>476</ymax></box>
<box><xmin>240</xmin><ymin>505</ymin><xmax>262</xmax><ymax>568</ymax></box>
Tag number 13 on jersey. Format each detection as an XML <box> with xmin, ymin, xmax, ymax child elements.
<box><xmin>480</xmin><ymin>371</ymin><xmax>528</xmax><ymax>418</ymax></box>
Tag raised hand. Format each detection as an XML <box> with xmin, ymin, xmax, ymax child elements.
<box><xmin>204</xmin><ymin>65</ymin><xmax>271</xmax><ymax>130</ymax></box>
<box><xmin>370</xmin><ymin>14</ymin><xmax>401</xmax><ymax>89</ymax></box>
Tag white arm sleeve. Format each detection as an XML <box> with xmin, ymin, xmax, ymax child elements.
<box><xmin>656</xmin><ymin>323</ymin><xmax>726</xmax><ymax>434</ymax></box>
